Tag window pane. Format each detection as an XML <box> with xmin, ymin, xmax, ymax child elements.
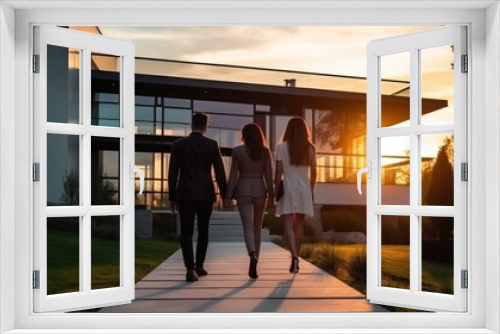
<box><xmin>421</xmin><ymin>216</ymin><xmax>454</xmax><ymax>294</ymax></box>
<box><xmin>218</xmin><ymin>129</ymin><xmax>241</xmax><ymax>147</ymax></box>
<box><xmin>91</xmin><ymin>53</ymin><xmax>120</xmax><ymax>127</ymax></box>
<box><xmin>47</xmin><ymin>45</ymin><xmax>80</xmax><ymax>124</ymax></box>
<box><xmin>163</xmin><ymin>98</ymin><xmax>191</xmax><ymax>108</ymax></box>
<box><xmin>95</xmin><ymin>93</ymin><xmax>119</xmax><ymax>103</ymax></box>
<box><xmin>91</xmin><ymin>216</ymin><xmax>120</xmax><ymax>290</ymax></box>
<box><xmin>47</xmin><ymin>217</ymin><xmax>80</xmax><ymax>295</ymax></box>
<box><xmin>421</xmin><ymin>133</ymin><xmax>454</xmax><ymax>206</ymax></box>
<box><xmin>136</xmin><ymin>95</ymin><xmax>155</xmax><ymax>106</ymax></box>
<box><xmin>91</xmin><ymin>137</ymin><xmax>120</xmax><ymax>205</ymax></box>
<box><xmin>208</xmin><ymin>114</ymin><xmax>252</xmax><ymax>131</ymax></box>
<box><xmin>381</xmin><ymin>215</ymin><xmax>410</xmax><ymax>290</ymax></box>
<box><xmin>154</xmin><ymin>153</ymin><xmax>162</xmax><ymax>179</ymax></box>
<box><xmin>164</xmin><ymin>124</ymin><xmax>189</xmax><ymax>136</ymax></box>
<box><xmin>135</xmin><ymin>106</ymin><xmax>154</xmax><ymax>121</ymax></box>
<box><xmin>163</xmin><ymin>108</ymin><xmax>192</xmax><ymax>123</ymax></box>
<box><xmin>155</xmin><ymin>107</ymin><xmax>162</xmax><ymax>123</ymax></box>
<box><xmin>421</xmin><ymin>45</ymin><xmax>454</xmax><ymax>125</ymax></box>
<box><xmin>92</xmin><ymin>103</ymin><xmax>119</xmax><ymax>122</ymax></box>
<box><xmin>47</xmin><ymin>134</ymin><xmax>80</xmax><ymax>206</ymax></box>
<box><xmin>380</xmin><ymin>52</ymin><xmax>410</xmax><ymax>128</ymax></box>
<box><xmin>94</xmin><ymin>119</ymin><xmax>120</xmax><ymax>127</ymax></box>
<box><xmin>274</xmin><ymin>116</ymin><xmax>292</xmax><ymax>146</ymax></box>
<box><xmin>381</xmin><ymin>136</ymin><xmax>410</xmax><ymax>205</ymax></box>
<box><xmin>194</xmin><ymin>100</ymin><xmax>253</xmax><ymax>116</ymax></box>
<box><xmin>135</xmin><ymin>121</ymin><xmax>155</xmax><ymax>135</ymax></box>
<box><xmin>256</xmin><ymin>105</ymin><xmax>270</xmax><ymax>112</ymax></box>
<box><xmin>135</xmin><ymin>152</ymin><xmax>153</xmax><ymax>180</ymax></box>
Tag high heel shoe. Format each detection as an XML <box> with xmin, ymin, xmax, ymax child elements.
<box><xmin>289</xmin><ymin>256</ymin><xmax>299</xmax><ymax>274</ymax></box>
<box><xmin>249</xmin><ymin>251</ymin><xmax>258</xmax><ymax>279</ymax></box>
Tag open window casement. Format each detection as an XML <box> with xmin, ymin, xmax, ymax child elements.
<box><xmin>364</xmin><ymin>26</ymin><xmax>467</xmax><ymax>312</ymax></box>
<box><xmin>33</xmin><ymin>26</ymin><xmax>138</xmax><ymax>312</ymax></box>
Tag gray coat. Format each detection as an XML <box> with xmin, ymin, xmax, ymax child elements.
<box><xmin>225</xmin><ymin>145</ymin><xmax>274</xmax><ymax>200</ymax></box>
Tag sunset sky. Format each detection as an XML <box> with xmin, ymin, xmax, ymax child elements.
<box><xmin>98</xmin><ymin>26</ymin><xmax>454</xmax><ymax>159</ymax></box>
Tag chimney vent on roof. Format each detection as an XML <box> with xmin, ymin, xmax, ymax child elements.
<box><xmin>284</xmin><ymin>79</ymin><xmax>296</xmax><ymax>87</ymax></box>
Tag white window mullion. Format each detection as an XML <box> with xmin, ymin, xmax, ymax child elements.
<box><xmin>366</xmin><ymin>48</ymin><xmax>379</xmax><ymax>300</ymax></box>
<box><xmin>82</xmin><ymin>47</ymin><xmax>92</xmax><ymax>296</ymax></box>
<box><xmin>90</xmin><ymin>206</ymin><xmax>129</xmax><ymax>216</ymax></box>
<box><xmin>413</xmin><ymin>124</ymin><xmax>455</xmax><ymax>135</ymax></box>
<box><xmin>89</xmin><ymin>126</ymin><xmax>129</xmax><ymax>138</ymax></box>
<box><xmin>409</xmin><ymin>47</ymin><xmax>420</xmax><ymax>295</ymax></box>
<box><xmin>46</xmin><ymin>123</ymin><xmax>88</xmax><ymax>136</ymax></box>
<box><xmin>122</xmin><ymin>50</ymin><xmax>136</xmax><ymax>299</ymax></box>
<box><xmin>120</xmin><ymin>216</ymin><xmax>124</xmax><ymax>287</ymax></box>
<box><xmin>79</xmin><ymin>216</ymin><xmax>84</xmax><ymax>292</ymax></box>
<box><xmin>372</xmin><ymin>127</ymin><xmax>411</xmax><ymax>138</ymax></box>
<box><xmin>411</xmin><ymin>206</ymin><xmax>455</xmax><ymax>217</ymax></box>
<box><xmin>372</xmin><ymin>205</ymin><xmax>410</xmax><ymax>215</ymax></box>
<box><xmin>452</xmin><ymin>26</ymin><xmax>468</xmax><ymax>307</ymax></box>
<box><xmin>82</xmin><ymin>214</ymin><xmax>91</xmax><ymax>294</ymax></box>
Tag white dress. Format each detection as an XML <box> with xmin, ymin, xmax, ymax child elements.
<box><xmin>275</xmin><ymin>142</ymin><xmax>314</xmax><ymax>217</ymax></box>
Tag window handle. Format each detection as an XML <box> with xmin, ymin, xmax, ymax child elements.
<box><xmin>130</xmin><ymin>162</ymin><xmax>145</xmax><ymax>195</ymax></box>
<box><xmin>357</xmin><ymin>162</ymin><xmax>371</xmax><ymax>195</ymax></box>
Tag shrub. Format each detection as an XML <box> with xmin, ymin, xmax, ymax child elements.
<box><xmin>435</xmin><ymin>279</ymin><xmax>454</xmax><ymax>295</ymax></box>
<box><xmin>299</xmin><ymin>243</ymin><xmax>315</xmax><ymax>259</ymax></box>
<box><xmin>381</xmin><ymin>276</ymin><xmax>409</xmax><ymax>290</ymax></box>
<box><xmin>312</xmin><ymin>242</ymin><xmax>344</xmax><ymax>275</ymax></box>
<box><xmin>321</xmin><ymin>207</ymin><xmax>366</xmax><ymax>234</ymax></box>
<box><xmin>91</xmin><ymin>216</ymin><xmax>120</xmax><ymax>240</ymax></box>
<box><xmin>345</xmin><ymin>247</ymin><xmax>367</xmax><ymax>285</ymax></box>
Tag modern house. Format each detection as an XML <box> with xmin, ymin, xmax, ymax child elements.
<box><xmin>65</xmin><ymin>27</ymin><xmax>448</xmax><ymax>212</ymax></box>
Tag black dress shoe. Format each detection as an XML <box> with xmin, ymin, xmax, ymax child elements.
<box><xmin>195</xmin><ymin>266</ymin><xmax>208</xmax><ymax>277</ymax></box>
<box><xmin>186</xmin><ymin>269</ymin><xmax>199</xmax><ymax>282</ymax></box>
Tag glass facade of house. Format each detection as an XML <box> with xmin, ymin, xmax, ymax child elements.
<box><xmin>88</xmin><ymin>56</ymin><xmax>446</xmax><ymax>210</ymax></box>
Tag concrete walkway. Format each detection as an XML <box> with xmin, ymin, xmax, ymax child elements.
<box><xmin>100</xmin><ymin>242</ymin><xmax>387</xmax><ymax>313</ymax></box>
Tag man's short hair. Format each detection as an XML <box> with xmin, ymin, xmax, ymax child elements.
<box><xmin>192</xmin><ymin>113</ymin><xmax>208</xmax><ymax>130</ymax></box>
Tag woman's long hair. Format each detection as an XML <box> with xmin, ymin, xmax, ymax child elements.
<box><xmin>282</xmin><ymin>117</ymin><xmax>315</xmax><ymax>166</ymax></box>
<box><xmin>242</xmin><ymin>123</ymin><xmax>268</xmax><ymax>161</ymax></box>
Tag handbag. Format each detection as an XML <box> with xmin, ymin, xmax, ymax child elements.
<box><xmin>276</xmin><ymin>180</ymin><xmax>284</xmax><ymax>201</ymax></box>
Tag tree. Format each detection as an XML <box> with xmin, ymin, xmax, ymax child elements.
<box><xmin>426</xmin><ymin>137</ymin><xmax>454</xmax><ymax>240</ymax></box>
<box><xmin>314</xmin><ymin>110</ymin><xmax>366</xmax><ymax>182</ymax></box>
<box><xmin>59</xmin><ymin>167</ymin><xmax>79</xmax><ymax>205</ymax></box>
<box><xmin>59</xmin><ymin>167</ymin><xmax>119</xmax><ymax>239</ymax></box>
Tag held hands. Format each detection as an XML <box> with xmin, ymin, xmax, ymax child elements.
<box><xmin>223</xmin><ymin>199</ymin><xmax>233</xmax><ymax>208</ymax></box>
<box><xmin>170</xmin><ymin>201</ymin><xmax>178</xmax><ymax>213</ymax></box>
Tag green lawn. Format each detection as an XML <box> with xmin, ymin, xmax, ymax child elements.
<box><xmin>47</xmin><ymin>229</ymin><xmax>180</xmax><ymax>295</ymax></box>
<box><xmin>335</xmin><ymin>244</ymin><xmax>452</xmax><ymax>292</ymax></box>
<box><xmin>293</xmin><ymin>242</ymin><xmax>454</xmax><ymax>295</ymax></box>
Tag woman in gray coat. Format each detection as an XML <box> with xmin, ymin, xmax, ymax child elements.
<box><xmin>224</xmin><ymin>123</ymin><xmax>274</xmax><ymax>279</ymax></box>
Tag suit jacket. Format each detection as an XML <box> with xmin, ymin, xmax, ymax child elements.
<box><xmin>168</xmin><ymin>132</ymin><xmax>227</xmax><ymax>202</ymax></box>
<box><xmin>225</xmin><ymin>145</ymin><xmax>274</xmax><ymax>200</ymax></box>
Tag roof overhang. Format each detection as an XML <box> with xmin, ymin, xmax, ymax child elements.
<box><xmin>93</xmin><ymin>71</ymin><xmax>447</xmax><ymax>125</ymax></box>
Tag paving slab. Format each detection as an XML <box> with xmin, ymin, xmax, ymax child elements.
<box><xmin>99</xmin><ymin>242</ymin><xmax>387</xmax><ymax>313</ymax></box>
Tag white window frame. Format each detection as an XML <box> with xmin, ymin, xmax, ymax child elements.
<box><xmin>33</xmin><ymin>26</ymin><xmax>136</xmax><ymax>313</ymax></box>
<box><xmin>0</xmin><ymin>2</ymin><xmax>499</xmax><ymax>334</ymax></box>
<box><xmin>366</xmin><ymin>26</ymin><xmax>468</xmax><ymax>312</ymax></box>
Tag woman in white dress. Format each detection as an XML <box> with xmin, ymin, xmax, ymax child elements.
<box><xmin>274</xmin><ymin>117</ymin><xmax>316</xmax><ymax>274</ymax></box>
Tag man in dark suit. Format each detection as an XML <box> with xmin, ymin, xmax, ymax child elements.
<box><xmin>168</xmin><ymin>113</ymin><xmax>227</xmax><ymax>282</ymax></box>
